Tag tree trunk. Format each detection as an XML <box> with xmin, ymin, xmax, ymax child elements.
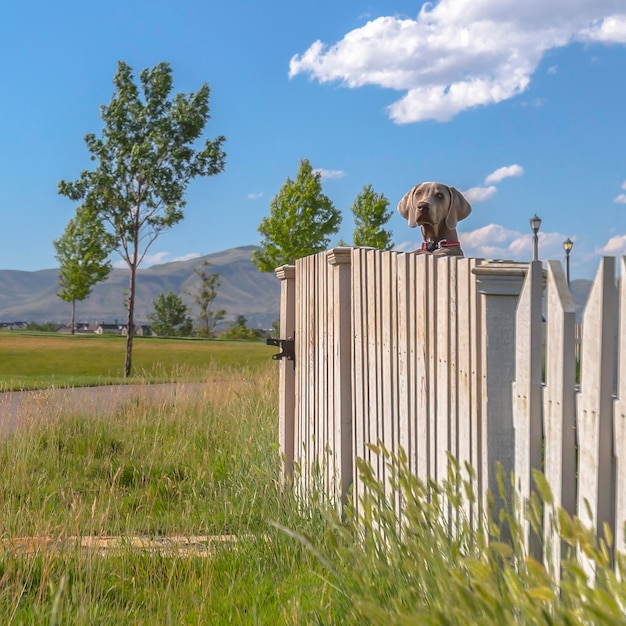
<box><xmin>71</xmin><ymin>299</ymin><xmax>76</xmax><ymax>335</ymax></box>
<box><xmin>124</xmin><ymin>264</ymin><xmax>136</xmax><ymax>377</ymax></box>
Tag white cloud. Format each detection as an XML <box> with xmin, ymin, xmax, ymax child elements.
<box><xmin>579</xmin><ymin>15</ymin><xmax>626</xmax><ymax>43</ymax></box>
<box><xmin>597</xmin><ymin>235</ymin><xmax>626</xmax><ymax>255</ymax></box>
<box><xmin>171</xmin><ymin>253</ymin><xmax>202</xmax><ymax>263</ymax></box>
<box><xmin>460</xmin><ymin>224</ymin><xmax>573</xmax><ymax>261</ymax></box>
<box><xmin>462</xmin><ymin>185</ymin><xmax>498</xmax><ymax>202</ymax></box>
<box><xmin>247</xmin><ymin>192</ymin><xmax>264</xmax><ymax>200</ymax></box>
<box><xmin>112</xmin><ymin>251</ymin><xmax>201</xmax><ymax>269</ymax></box>
<box><xmin>614</xmin><ymin>193</ymin><xmax>626</xmax><ymax>203</ymax></box>
<box><xmin>622</xmin><ymin>181</ymin><xmax>626</xmax><ymax>190</ymax></box>
<box><xmin>314</xmin><ymin>168</ymin><xmax>346</xmax><ymax>180</ymax></box>
<box><xmin>485</xmin><ymin>164</ymin><xmax>524</xmax><ymax>184</ymax></box>
<box><xmin>289</xmin><ymin>2</ymin><xmax>626</xmax><ymax>123</ymax></box>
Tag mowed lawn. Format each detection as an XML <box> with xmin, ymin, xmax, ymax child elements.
<box><xmin>0</xmin><ymin>332</ymin><xmax>275</xmax><ymax>390</ymax></box>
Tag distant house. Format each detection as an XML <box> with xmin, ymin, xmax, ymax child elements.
<box><xmin>94</xmin><ymin>323</ymin><xmax>121</xmax><ymax>335</ymax></box>
<box><xmin>1</xmin><ymin>322</ymin><xmax>28</xmax><ymax>330</ymax></box>
<box><xmin>120</xmin><ymin>324</ymin><xmax>153</xmax><ymax>337</ymax></box>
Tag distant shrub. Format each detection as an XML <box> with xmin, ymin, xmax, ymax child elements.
<box><xmin>220</xmin><ymin>315</ymin><xmax>262</xmax><ymax>341</ymax></box>
<box><xmin>25</xmin><ymin>322</ymin><xmax>57</xmax><ymax>332</ymax></box>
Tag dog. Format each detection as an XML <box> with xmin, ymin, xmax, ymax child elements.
<box><xmin>397</xmin><ymin>182</ymin><xmax>472</xmax><ymax>256</ymax></box>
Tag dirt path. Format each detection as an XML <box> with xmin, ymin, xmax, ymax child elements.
<box><xmin>0</xmin><ymin>382</ymin><xmax>209</xmax><ymax>437</ymax></box>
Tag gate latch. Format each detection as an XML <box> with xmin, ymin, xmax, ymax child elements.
<box><xmin>266</xmin><ymin>334</ymin><xmax>295</xmax><ymax>368</ymax></box>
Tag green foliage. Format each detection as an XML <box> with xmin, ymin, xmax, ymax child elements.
<box><xmin>220</xmin><ymin>315</ymin><xmax>262</xmax><ymax>341</ymax></box>
<box><xmin>53</xmin><ymin>206</ymin><xmax>113</xmax><ymax>333</ymax></box>
<box><xmin>252</xmin><ymin>158</ymin><xmax>341</xmax><ymax>272</ymax></box>
<box><xmin>188</xmin><ymin>260</ymin><xmax>226</xmax><ymax>337</ymax></box>
<box><xmin>147</xmin><ymin>292</ymin><xmax>193</xmax><ymax>337</ymax></box>
<box><xmin>350</xmin><ymin>184</ymin><xmax>393</xmax><ymax>249</ymax></box>
<box><xmin>58</xmin><ymin>60</ymin><xmax>226</xmax><ymax>376</ymax></box>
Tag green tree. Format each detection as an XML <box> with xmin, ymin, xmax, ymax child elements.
<box><xmin>147</xmin><ymin>292</ymin><xmax>193</xmax><ymax>337</ymax></box>
<box><xmin>252</xmin><ymin>159</ymin><xmax>341</xmax><ymax>272</ymax></box>
<box><xmin>53</xmin><ymin>207</ymin><xmax>114</xmax><ymax>334</ymax></box>
<box><xmin>220</xmin><ymin>315</ymin><xmax>262</xmax><ymax>341</ymax></box>
<box><xmin>350</xmin><ymin>184</ymin><xmax>393</xmax><ymax>250</ymax></box>
<box><xmin>188</xmin><ymin>260</ymin><xmax>226</xmax><ymax>338</ymax></box>
<box><xmin>58</xmin><ymin>61</ymin><xmax>226</xmax><ymax>376</ymax></box>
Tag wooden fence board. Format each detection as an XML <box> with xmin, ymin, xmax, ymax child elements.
<box><xmin>614</xmin><ymin>258</ymin><xmax>626</xmax><ymax>553</ymax></box>
<box><xmin>542</xmin><ymin>261</ymin><xmax>577</xmax><ymax>575</ymax></box>
<box><xmin>576</xmin><ymin>257</ymin><xmax>617</xmax><ymax>543</ymax></box>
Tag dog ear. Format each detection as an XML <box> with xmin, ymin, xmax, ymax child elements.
<box><xmin>397</xmin><ymin>186</ymin><xmax>414</xmax><ymax>220</ymax></box>
<box><xmin>445</xmin><ymin>186</ymin><xmax>472</xmax><ymax>229</ymax></box>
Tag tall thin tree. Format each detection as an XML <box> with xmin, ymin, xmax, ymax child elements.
<box><xmin>58</xmin><ymin>61</ymin><xmax>226</xmax><ymax>376</ymax></box>
<box><xmin>53</xmin><ymin>206</ymin><xmax>113</xmax><ymax>334</ymax></box>
<box><xmin>188</xmin><ymin>260</ymin><xmax>226</xmax><ymax>338</ymax></box>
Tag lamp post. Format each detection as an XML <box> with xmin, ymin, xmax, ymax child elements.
<box><xmin>563</xmin><ymin>238</ymin><xmax>573</xmax><ymax>287</ymax></box>
<box><xmin>530</xmin><ymin>214</ymin><xmax>542</xmax><ymax>261</ymax></box>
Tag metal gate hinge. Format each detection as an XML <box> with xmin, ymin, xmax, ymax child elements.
<box><xmin>266</xmin><ymin>334</ymin><xmax>295</xmax><ymax>368</ymax></box>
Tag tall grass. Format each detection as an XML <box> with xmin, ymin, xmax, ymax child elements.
<box><xmin>293</xmin><ymin>445</ymin><xmax>626</xmax><ymax>625</ymax></box>
<box><xmin>0</xmin><ymin>363</ymin><xmax>332</xmax><ymax>623</ymax></box>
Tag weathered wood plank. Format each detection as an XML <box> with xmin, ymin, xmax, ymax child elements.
<box><xmin>576</xmin><ymin>257</ymin><xmax>617</xmax><ymax>561</ymax></box>
<box><xmin>613</xmin><ymin>257</ymin><xmax>626</xmax><ymax>553</ymax></box>
<box><xmin>512</xmin><ymin>260</ymin><xmax>544</xmax><ymax>556</ymax></box>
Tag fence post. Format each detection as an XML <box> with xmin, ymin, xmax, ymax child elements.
<box><xmin>473</xmin><ymin>261</ymin><xmax>529</xmax><ymax>514</ymax></box>
<box><xmin>275</xmin><ymin>264</ymin><xmax>296</xmax><ymax>481</ymax></box>
<box><xmin>327</xmin><ymin>248</ymin><xmax>353</xmax><ymax>503</ymax></box>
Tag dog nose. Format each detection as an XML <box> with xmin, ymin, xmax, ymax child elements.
<box><xmin>417</xmin><ymin>201</ymin><xmax>430</xmax><ymax>213</ymax></box>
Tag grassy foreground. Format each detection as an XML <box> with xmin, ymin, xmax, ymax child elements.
<box><xmin>0</xmin><ymin>361</ymin><xmax>334</xmax><ymax>623</ymax></box>
<box><xmin>2</xmin><ymin>336</ymin><xmax>626</xmax><ymax>623</ymax></box>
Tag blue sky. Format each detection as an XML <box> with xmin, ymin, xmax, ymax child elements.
<box><xmin>1</xmin><ymin>1</ymin><xmax>625</xmax><ymax>280</ymax></box>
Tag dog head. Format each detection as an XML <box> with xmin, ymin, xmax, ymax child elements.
<box><xmin>397</xmin><ymin>182</ymin><xmax>472</xmax><ymax>233</ymax></box>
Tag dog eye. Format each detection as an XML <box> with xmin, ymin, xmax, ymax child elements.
<box><xmin>436</xmin><ymin>192</ymin><xmax>444</xmax><ymax>199</ymax></box>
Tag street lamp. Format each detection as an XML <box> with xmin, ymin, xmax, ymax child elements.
<box><xmin>563</xmin><ymin>238</ymin><xmax>573</xmax><ymax>287</ymax></box>
<box><xmin>530</xmin><ymin>214</ymin><xmax>542</xmax><ymax>261</ymax></box>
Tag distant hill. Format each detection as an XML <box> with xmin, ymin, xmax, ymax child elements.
<box><xmin>0</xmin><ymin>246</ymin><xmax>281</xmax><ymax>329</ymax></box>
<box><xmin>0</xmin><ymin>248</ymin><xmax>594</xmax><ymax>329</ymax></box>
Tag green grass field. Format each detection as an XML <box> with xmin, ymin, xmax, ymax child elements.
<box><xmin>0</xmin><ymin>332</ymin><xmax>274</xmax><ymax>390</ymax></box>
<box><xmin>1</xmin><ymin>333</ymin><xmax>625</xmax><ymax>623</ymax></box>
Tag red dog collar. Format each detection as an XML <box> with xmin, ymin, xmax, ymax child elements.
<box><xmin>421</xmin><ymin>240</ymin><xmax>461</xmax><ymax>252</ymax></box>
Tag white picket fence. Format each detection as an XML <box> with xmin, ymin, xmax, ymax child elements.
<box><xmin>273</xmin><ymin>248</ymin><xmax>626</xmax><ymax>565</ymax></box>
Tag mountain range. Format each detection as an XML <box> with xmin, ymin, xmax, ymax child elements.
<box><xmin>0</xmin><ymin>246</ymin><xmax>593</xmax><ymax>328</ymax></box>
<box><xmin>0</xmin><ymin>246</ymin><xmax>281</xmax><ymax>329</ymax></box>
